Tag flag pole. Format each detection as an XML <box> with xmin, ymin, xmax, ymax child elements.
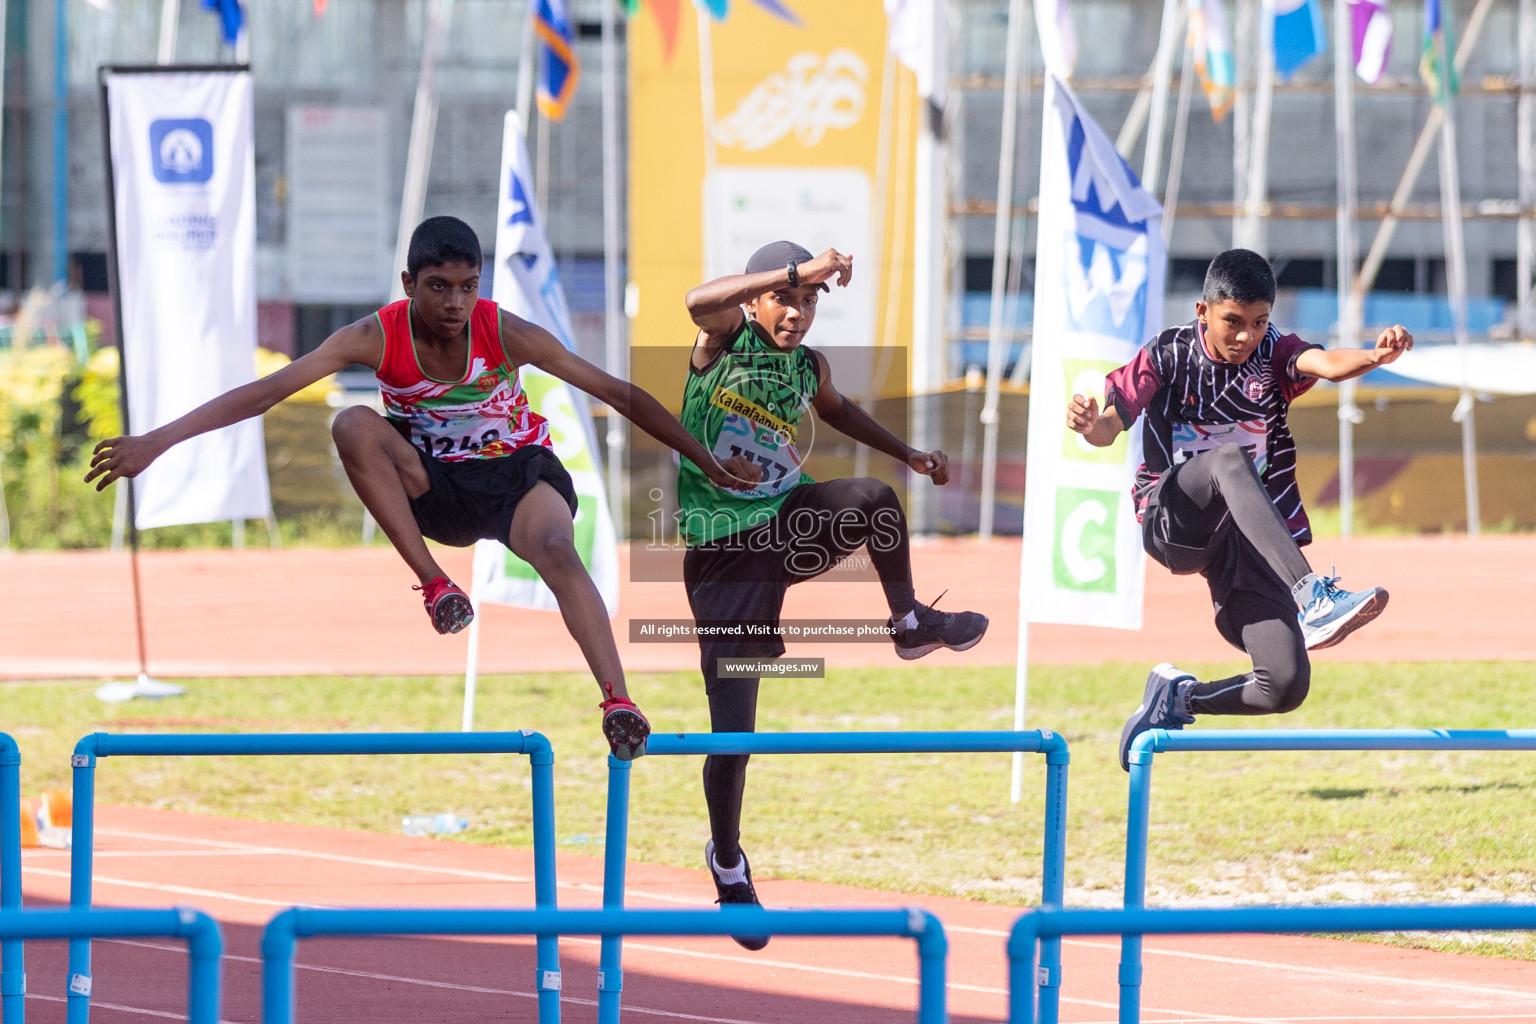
<box><xmin>1238</xmin><ymin>0</ymin><xmax>1275</xmax><ymax>252</ymax></box>
<box><xmin>1230</xmin><ymin>0</ymin><xmax>1255</xmax><ymax>245</ymax></box>
<box><xmin>601</xmin><ymin>0</ymin><xmax>627</xmax><ymax>536</ymax></box>
<box><xmin>1333</xmin><ymin>0</ymin><xmax>1361</xmax><ymax>538</ymax></box>
<box><xmin>389</xmin><ymin>0</ymin><xmax>452</xmax><ymax>304</ymax></box>
<box><xmin>979</xmin><ymin>0</ymin><xmax>1028</xmax><ymax>542</ymax></box>
<box><xmin>1434</xmin><ymin>16</ymin><xmax>1481</xmax><ymax>536</ymax></box>
<box><xmin>1518</xmin><ymin>0</ymin><xmax>1536</xmax><ymax>338</ymax></box>
<box><xmin>1141</xmin><ymin>0</ymin><xmax>1183</xmax><ymax>192</ymax></box>
<box><xmin>98</xmin><ymin>69</ymin><xmax>183</xmax><ymax>702</ymax></box>
<box><xmin>1161</xmin><ymin>19</ymin><xmax>1197</xmax><ymax>245</ymax></box>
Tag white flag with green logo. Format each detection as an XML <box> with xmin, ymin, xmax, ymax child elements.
<box><xmin>475</xmin><ymin>110</ymin><xmax>618</xmax><ymax>616</ymax></box>
<box><xmin>1021</xmin><ymin>75</ymin><xmax>1162</xmax><ymax>629</ymax></box>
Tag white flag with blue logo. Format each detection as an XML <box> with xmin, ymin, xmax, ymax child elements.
<box><xmin>475</xmin><ymin>110</ymin><xmax>619</xmax><ymax>616</ymax></box>
<box><xmin>1021</xmin><ymin>75</ymin><xmax>1161</xmax><ymax>629</ymax></box>
<box><xmin>105</xmin><ymin>69</ymin><xmax>271</xmax><ymax>530</ymax></box>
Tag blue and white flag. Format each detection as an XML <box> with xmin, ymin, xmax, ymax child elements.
<box><xmin>477</xmin><ymin>110</ymin><xmax>618</xmax><ymax>616</ymax></box>
<box><xmin>535</xmin><ymin>0</ymin><xmax>580</xmax><ymax>121</ymax></box>
<box><xmin>1274</xmin><ymin>0</ymin><xmax>1327</xmax><ymax>78</ymax></box>
<box><xmin>1021</xmin><ymin>75</ymin><xmax>1162</xmax><ymax>629</ymax></box>
<box><xmin>104</xmin><ymin>68</ymin><xmax>271</xmax><ymax>530</ymax></box>
<box><xmin>199</xmin><ymin>0</ymin><xmax>243</xmax><ymax>46</ymax></box>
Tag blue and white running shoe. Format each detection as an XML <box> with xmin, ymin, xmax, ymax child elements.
<box><xmin>1293</xmin><ymin>572</ymin><xmax>1389</xmax><ymax>651</ymax></box>
<box><xmin>1119</xmin><ymin>663</ymin><xmax>1195</xmax><ymax>772</ymax></box>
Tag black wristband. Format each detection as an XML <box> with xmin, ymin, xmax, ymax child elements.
<box><xmin>785</xmin><ymin>260</ymin><xmax>799</xmax><ymax>287</ymax></box>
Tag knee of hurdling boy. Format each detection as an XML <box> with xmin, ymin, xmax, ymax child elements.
<box><xmin>528</xmin><ymin>531</ymin><xmax>584</xmax><ymax>574</ymax></box>
<box><xmin>1253</xmin><ymin>659</ymin><xmax>1312</xmax><ymax>714</ymax></box>
<box><xmin>1210</xmin><ymin>442</ymin><xmax>1254</xmax><ymax>471</ymax></box>
<box><xmin>329</xmin><ymin>405</ymin><xmax>382</xmax><ymax>448</ymax></box>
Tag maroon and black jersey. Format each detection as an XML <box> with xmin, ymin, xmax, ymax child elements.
<box><xmin>1105</xmin><ymin>320</ymin><xmax>1322</xmax><ymax>542</ymax></box>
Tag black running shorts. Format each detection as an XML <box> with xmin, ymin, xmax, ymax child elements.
<box><xmin>408</xmin><ymin>445</ymin><xmax>578</xmax><ymax>548</ymax></box>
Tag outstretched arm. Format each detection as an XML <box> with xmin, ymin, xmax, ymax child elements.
<box><xmin>502</xmin><ymin>311</ymin><xmax>761</xmax><ymax>491</ymax></box>
<box><xmin>85</xmin><ymin>319</ymin><xmax>381</xmax><ymax>490</ymax></box>
<box><xmin>684</xmin><ymin>248</ymin><xmax>853</xmax><ymax>367</ymax></box>
<box><xmin>1066</xmin><ymin>393</ymin><xmax>1125</xmax><ymax>447</ymax></box>
<box><xmin>1294</xmin><ymin>324</ymin><xmax>1414</xmax><ymax>382</ymax></box>
<box><xmin>809</xmin><ymin>350</ymin><xmax>950</xmax><ymax>484</ymax></box>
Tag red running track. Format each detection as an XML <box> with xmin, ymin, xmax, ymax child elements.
<box><xmin>16</xmin><ymin>805</ymin><xmax>1536</xmax><ymax>1023</ymax></box>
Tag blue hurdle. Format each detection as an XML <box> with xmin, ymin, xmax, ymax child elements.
<box><xmin>1120</xmin><ymin>727</ymin><xmax>1536</xmax><ymax>1024</ymax></box>
<box><xmin>0</xmin><ymin>734</ymin><xmax>21</xmax><ymax>1024</ymax></box>
<box><xmin>67</xmin><ymin>730</ymin><xmax>559</xmax><ymax>1024</ymax></box>
<box><xmin>1008</xmin><ymin>903</ymin><xmax>1536</xmax><ymax>1024</ymax></box>
<box><xmin>598</xmin><ymin>730</ymin><xmax>1070</xmax><ymax>1024</ymax></box>
<box><xmin>0</xmin><ymin>907</ymin><xmax>221</xmax><ymax>1024</ymax></box>
<box><xmin>261</xmin><ymin>905</ymin><xmax>948</xmax><ymax>1024</ymax></box>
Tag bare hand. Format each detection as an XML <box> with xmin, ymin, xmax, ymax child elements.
<box><xmin>908</xmin><ymin>448</ymin><xmax>949</xmax><ymax>485</ymax></box>
<box><xmin>85</xmin><ymin>435</ymin><xmax>160</xmax><ymax>491</ymax></box>
<box><xmin>1372</xmin><ymin>324</ymin><xmax>1413</xmax><ymax>366</ymax></box>
<box><xmin>1066</xmin><ymin>394</ymin><xmax>1100</xmax><ymax>435</ymax></box>
<box><xmin>708</xmin><ymin>453</ymin><xmax>764</xmax><ymax>493</ymax></box>
<box><xmin>798</xmin><ymin>248</ymin><xmax>854</xmax><ymax>289</ymax></box>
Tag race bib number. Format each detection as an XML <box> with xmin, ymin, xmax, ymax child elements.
<box><xmin>713</xmin><ymin>412</ymin><xmax>801</xmax><ymax>498</ymax></box>
<box><xmin>1171</xmin><ymin>419</ymin><xmax>1268</xmax><ymax>474</ymax></box>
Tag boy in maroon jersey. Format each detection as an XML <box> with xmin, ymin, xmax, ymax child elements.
<box><xmin>1065</xmin><ymin>249</ymin><xmax>1414</xmax><ymax>770</ymax></box>
<box><xmin>86</xmin><ymin>216</ymin><xmax>758</xmax><ymax>760</ymax></box>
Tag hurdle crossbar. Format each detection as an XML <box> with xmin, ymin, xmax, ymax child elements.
<box><xmin>1010</xmin><ymin>902</ymin><xmax>1536</xmax><ymax>1024</ymax></box>
<box><xmin>1120</xmin><ymin>728</ymin><xmax>1536</xmax><ymax>1024</ymax></box>
<box><xmin>67</xmin><ymin>730</ymin><xmax>558</xmax><ymax>1024</ymax></box>
<box><xmin>0</xmin><ymin>907</ymin><xmax>221</xmax><ymax>1024</ymax></box>
<box><xmin>261</xmin><ymin>905</ymin><xmax>947</xmax><ymax>1024</ymax></box>
<box><xmin>599</xmin><ymin>730</ymin><xmax>1070</xmax><ymax>1024</ymax></box>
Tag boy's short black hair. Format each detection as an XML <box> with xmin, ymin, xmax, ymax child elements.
<box><xmin>407</xmin><ymin>215</ymin><xmax>483</xmax><ymax>278</ymax></box>
<box><xmin>1202</xmin><ymin>249</ymin><xmax>1276</xmax><ymax>306</ymax></box>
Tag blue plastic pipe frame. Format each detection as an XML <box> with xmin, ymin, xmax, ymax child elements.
<box><xmin>1008</xmin><ymin>903</ymin><xmax>1536</xmax><ymax>1024</ymax></box>
<box><xmin>67</xmin><ymin>731</ymin><xmax>559</xmax><ymax>1024</ymax></box>
<box><xmin>599</xmin><ymin>730</ymin><xmax>1070</xmax><ymax>1024</ymax></box>
<box><xmin>0</xmin><ymin>735</ymin><xmax>22</xmax><ymax>1024</ymax></box>
<box><xmin>1120</xmin><ymin>728</ymin><xmax>1536</xmax><ymax>1024</ymax></box>
<box><xmin>0</xmin><ymin>907</ymin><xmax>221</xmax><ymax>1024</ymax></box>
<box><xmin>262</xmin><ymin>906</ymin><xmax>948</xmax><ymax>1024</ymax></box>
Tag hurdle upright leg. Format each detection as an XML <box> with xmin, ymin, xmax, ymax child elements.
<box><xmin>0</xmin><ymin>737</ymin><xmax>22</xmax><ymax>1024</ymax></box>
<box><xmin>1037</xmin><ymin>744</ymin><xmax>1069</xmax><ymax>1024</ymax></box>
<box><xmin>597</xmin><ymin>755</ymin><xmax>630</xmax><ymax>1024</ymax></box>
<box><xmin>1118</xmin><ymin>748</ymin><xmax>1155</xmax><ymax>1024</ymax></box>
<box><xmin>529</xmin><ymin>742</ymin><xmax>562</xmax><ymax>1024</ymax></box>
<box><xmin>67</xmin><ymin>746</ymin><xmax>98</xmax><ymax>1024</ymax></box>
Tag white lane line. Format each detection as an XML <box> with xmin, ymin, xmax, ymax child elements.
<box><xmin>1060</xmin><ymin>937</ymin><xmax>1536</xmax><ymax>1002</ymax></box>
<box><xmin>56</xmin><ymin>830</ymin><xmax>1536</xmax><ymax>1015</ymax></box>
<box><xmin>24</xmin><ymin>991</ymin><xmax>239</xmax><ymax>1024</ymax></box>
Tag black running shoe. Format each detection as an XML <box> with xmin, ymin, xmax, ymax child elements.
<box><xmin>890</xmin><ymin>592</ymin><xmax>989</xmax><ymax>660</ymax></box>
<box><xmin>1118</xmin><ymin>662</ymin><xmax>1195</xmax><ymax>772</ymax></box>
<box><xmin>705</xmin><ymin>839</ymin><xmax>769</xmax><ymax>951</ymax></box>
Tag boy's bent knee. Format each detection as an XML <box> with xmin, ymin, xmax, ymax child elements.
<box><xmin>331</xmin><ymin>406</ymin><xmax>388</xmax><ymax>451</ymax></box>
<box><xmin>1251</xmin><ymin>662</ymin><xmax>1311</xmax><ymax>714</ymax></box>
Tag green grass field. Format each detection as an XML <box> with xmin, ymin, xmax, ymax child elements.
<box><xmin>6</xmin><ymin>661</ymin><xmax>1535</xmax><ymax>957</ymax></box>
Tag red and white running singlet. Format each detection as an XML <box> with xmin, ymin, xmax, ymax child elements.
<box><xmin>374</xmin><ymin>298</ymin><xmax>551</xmax><ymax>462</ymax></box>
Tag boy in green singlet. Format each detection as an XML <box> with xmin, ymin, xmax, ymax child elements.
<box><xmin>678</xmin><ymin>240</ymin><xmax>989</xmax><ymax>949</ymax></box>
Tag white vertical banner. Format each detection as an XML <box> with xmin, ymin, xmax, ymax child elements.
<box><xmin>106</xmin><ymin>68</ymin><xmax>270</xmax><ymax>529</ymax></box>
<box><xmin>1021</xmin><ymin>75</ymin><xmax>1162</xmax><ymax>630</ymax></box>
<box><xmin>480</xmin><ymin>110</ymin><xmax>619</xmax><ymax>616</ymax></box>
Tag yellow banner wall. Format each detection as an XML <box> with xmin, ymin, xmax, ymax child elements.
<box><xmin>627</xmin><ymin>0</ymin><xmax>917</xmax><ymax>407</ymax></box>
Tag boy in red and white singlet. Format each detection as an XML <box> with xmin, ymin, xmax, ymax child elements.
<box><xmin>88</xmin><ymin>216</ymin><xmax>758</xmax><ymax>760</ymax></box>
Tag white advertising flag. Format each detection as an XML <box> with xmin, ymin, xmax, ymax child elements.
<box><xmin>479</xmin><ymin>110</ymin><xmax>619</xmax><ymax>616</ymax></box>
<box><xmin>1021</xmin><ymin>75</ymin><xmax>1163</xmax><ymax>630</ymax></box>
<box><xmin>105</xmin><ymin>68</ymin><xmax>270</xmax><ymax>529</ymax></box>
